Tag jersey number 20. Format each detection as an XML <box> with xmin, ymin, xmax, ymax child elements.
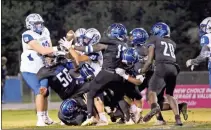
<box><xmin>161</xmin><ymin>41</ymin><xmax>176</xmax><ymax>59</ymax></box>
<box><xmin>56</xmin><ymin>68</ymin><xmax>72</xmax><ymax>87</ymax></box>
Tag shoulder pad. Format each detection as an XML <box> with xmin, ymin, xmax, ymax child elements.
<box><xmin>146</xmin><ymin>36</ymin><xmax>157</xmax><ymax>48</ymax></box>
<box><xmin>22</xmin><ymin>32</ymin><xmax>35</xmax><ymax>43</ymax></box>
<box><xmin>43</xmin><ymin>27</ymin><xmax>50</xmax><ymax>36</ymax></box>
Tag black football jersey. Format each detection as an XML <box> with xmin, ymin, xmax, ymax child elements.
<box><xmin>37</xmin><ymin>63</ymin><xmax>78</xmax><ymax>100</ymax></box>
<box><xmin>146</xmin><ymin>35</ymin><xmax>176</xmax><ymax>65</ymax></box>
<box><xmin>100</xmin><ymin>36</ymin><xmax>127</xmax><ymax>70</ymax></box>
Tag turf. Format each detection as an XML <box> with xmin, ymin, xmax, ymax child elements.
<box><xmin>2</xmin><ymin>109</ymin><xmax>211</xmax><ymax>129</ymax></box>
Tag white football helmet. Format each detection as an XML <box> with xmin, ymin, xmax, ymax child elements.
<box><xmin>200</xmin><ymin>17</ymin><xmax>211</xmax><ymax>35</ymax></box>
<box><xmin>25</xmin><ymin>13</ymin><xmax>44</xmax><ymax>33</ymax></box>
<box><xmin>84</xmin><ymin>28</ymin><xmax>101</xmax><ymax>45</ymax></box>
<box><xmin>75</xmin><ymin>28</ymin><xmax>86</xmax><ymax>46</ymax></box>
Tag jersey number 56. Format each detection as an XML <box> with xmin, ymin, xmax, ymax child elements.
<box><xmin>56</xmin><ymin>68</ymin><xmax>73</xmax><ymax>87</ymax></box>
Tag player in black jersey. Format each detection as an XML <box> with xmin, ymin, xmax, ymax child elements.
<box><xmin>37</xmin><ymin>53</ymin><xmax>95</xmax><ymax>101</ymax></box>
<box><xmin>114</xmin><ymin>48</ymin><xmax>145</xmax><ymax>124</ymax></box>
<box><xmin>139</xmin><ymin>22</ymin><xmax>182</xmax><ymax>126</ymax></box>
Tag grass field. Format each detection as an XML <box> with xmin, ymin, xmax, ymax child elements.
<box><xmin>2</xmin><ymin>109</ymin><xmax>211</xmax><ymax>130</ymax></box>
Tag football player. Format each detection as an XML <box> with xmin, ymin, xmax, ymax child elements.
<box><xmin>58</xmin><ymin>98</ymin><xmax>88</xmax><ymax>126</ymax></box>
<box><xmin>20</xmin><ymin>13</ymin><xmax>62</xmax><ymax>126</ymax></box>
<box><xmin>139</xmin><ymin>22</ymin><xmax>182</xmax><ymax>126</ymax></box>
<box><xmin>114</xmin><ymin>48</ymin><xmax>145</xmax><ymax>124</ymax></box>
<box><xmin>37</xmin><ymin>54</ymin><xmax>95</xmax><ymax>101</ymax></box>
<box><xmin>129</xmin><ymin>28</ymin><xmax>149</xmax><ymax>123</ymax></box>
<box><xmin>186</xmin><ymin>17</ymin><xmax>211</xmax><ymax>88</ymax></box>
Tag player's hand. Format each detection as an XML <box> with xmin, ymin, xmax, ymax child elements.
<box><xmin>115</xmin><ymin>68</ymin><xmax>126</xmax><ymax>75</ymax></box>
<box><xmin>136</xmin><ymin>75</ymin><xmax>145</xmax><ymax>82</ymax></box>
<box><xmin>59</xmin><ymin>37</ymin><xmax>73</xmax><ymax>50</ymax></box>
<box><xmin>53</xmin><ymin>50</ymin><xmax>67</xmax><ymax>56</ymax></box>
<box><xmin>186</xmin><ymin>59</ymin><xmax>194</xmax><ymax>71</ymax></box>
<box><xmin>115</xmin><ymin>68</ymin><xmax>129</xmax><ymax>80</ymax></box>
<box><xmin>186</xmin><ymin>59</ymin><xmax>192</xmax><ymax>67</ymax></box>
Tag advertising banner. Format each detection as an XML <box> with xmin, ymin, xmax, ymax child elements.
<box><xmin>142</xmin><ymin>85</ymin><xmax>211</xmax><ymax>108</ymax></box>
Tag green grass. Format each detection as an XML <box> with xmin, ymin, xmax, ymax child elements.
<box><xmin>2</xmin><ymin>109</ymin><xmax>211</xmax><ymax>129</ymax></box>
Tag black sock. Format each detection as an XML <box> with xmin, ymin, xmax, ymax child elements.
<box><xmin>178</xmin><ymin>103</ymin><xmax>183</xmax><ymax>112</ymax></box>
<box><xmin>118</xmin><ymin>100</ymin><xmax>130</xmax><ymax>121</ymax></box>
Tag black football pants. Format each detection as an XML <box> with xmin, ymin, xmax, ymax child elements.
<box><xmin>86</xmin><ymin>69</ymin><xmax>123</xmax><ymax>118</ymax></box>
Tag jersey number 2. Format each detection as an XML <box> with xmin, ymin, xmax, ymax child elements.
<box><xmin>56</xmin><ymin>68</ymin><xmax>72</xmax><ymax>87</ymax></box>
<box><xmin>161</xmin><ymin>41</ymin><xmax>176</xmax><ymax>59</ymax></box>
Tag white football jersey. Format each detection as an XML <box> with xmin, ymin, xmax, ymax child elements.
<box><xmin>200</xmin><ymin>33</ymin><xmax>211</xmax><ymax>61</ymax></box>
<box><xmin>89</xmin><ymin>51</ymin><xmax>103</xmax><ymax>76</ymax></box>
<box><xmin>20</xmin><ymin>27</ymin><xmax>51</xmax><ymax>73</ymax></box>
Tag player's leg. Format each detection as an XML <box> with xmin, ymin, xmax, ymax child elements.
<box><xmin>103</xmin><ymin>88</ymin><xmax>124</xmax><ymax>123</ymax></box>
<box><xmin>113</xmin><ymin>81</ymin><xmax>135</xmax><ymax>124</ymax></box>
<box><xmin>154</xmin><ymin>89</ymin><xmax>166</xmax><ymax>125</ymax></box>
<box><xmin>165</xmin><ymin>65</ymin><xmax>182</xmax><ymax>126</ymax></box>
<box><xmin>143</xmin><ymin>72</ymin><xmax>165</xmax><ymax>122</ymax></box>
<box><xmin>82</xmin><ymin>70</ymin><xmax>121</xmax><ymax>126</ymax></box>
<box><xmin>125</xmin><ymin>84</ymin><xmax>143</xmax><ymax>124</ymax></box>
<box><xmin>94</xmin><ymin>94</ymin><xmax>109</xmax><ymax>126</ymax></box>
<box><xmin>157</xmin><ymin>97</ymin><xmax>188</xmax><ymax>121</ymax></box>
<box><xmin>21</xmin><ymin>72</ymin><xmax>48</xmax><ymax>126</ymax></box>
<box><xmin>39</xmin><ymin>79</ymin><xmax>55</xmax><ymax>125</ymax></box>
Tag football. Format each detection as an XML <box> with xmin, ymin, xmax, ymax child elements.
<box><xmin>66</xmin><ymin>30</ymin><xmax>76</xmax><ymax>41</ymax></box>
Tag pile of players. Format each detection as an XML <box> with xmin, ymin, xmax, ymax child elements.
<box><xmin>38</xmin><ymin>24</ymin><xmax>189</xmax><ymax>126</ymax></box>
<box><xmin>23</xmin><ymin>13</ymin><xmax>211</xmax><ymax>127</ymax></box>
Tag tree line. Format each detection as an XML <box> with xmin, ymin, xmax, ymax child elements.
<box><xmin>2</xmin><ymin>0</ymin><xmax>211</xmax><ymax>75</ymax></box>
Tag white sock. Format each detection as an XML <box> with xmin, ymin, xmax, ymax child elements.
<box><xmin>44</xmin><ymin>111</ymin><xmax>48</xmax><ymax>117</ymax></box>
<box><xmin>130</xmin><ymin>104</ymin><xmax>137</xmax><ymax>113</ymax></box>
<box><xmin>44</xmin><ymin>111</ymin><xmax>53</xmax><ymax>121</ymax></box>
<box><xmin>37</xmin><ymin>111</ymin><xmax>45</xmax><ymax>121</ymax></box>
<box><xmin>99</xmin><ymin>112</ymin><xmax>108</xmax><ymax>122</ymax></box>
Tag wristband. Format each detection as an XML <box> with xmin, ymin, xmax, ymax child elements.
<box><xmin>123</xmin><ymin>74</ymin><xmax>129</xmax><ymax>80</ymax></box>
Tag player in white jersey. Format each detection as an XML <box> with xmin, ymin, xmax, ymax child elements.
<box><xmin>64</xmin><ymin>28</ymin><xmax>107</xmax><ymax>125</ymax></box>
<box><xmin>74</xmin><ymin>28</ymin><xmax>103</xmax><ymax>76</ymax></box>
<box><xmin>186</xmin><ymin>17</ymin><xmax>211</xmax><ymax>88</ymax></box>
<box><xmin>20</xmin><ymin>13</ymin><xmax>60</xmax><ymax>126</ymax></box>
<box><xmin>82</xmin><ymin>28</ymin><xmax>103</xmax><ymax>76</ymax></box>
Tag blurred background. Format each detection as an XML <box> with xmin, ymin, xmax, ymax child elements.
<box><xmin>1</xmin><ymin>0</ymin><xmax>210</xmax><ymax>104</ymax></box>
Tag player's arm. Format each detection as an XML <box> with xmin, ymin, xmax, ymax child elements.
<box><xmin>140</xmin><ymin>45</ymin><xmax>154</xmax><ymax>74</ymax></box>
<box><xmin>115</xmin><ymin>68</ymin><xmax>145</xmax><ymax>86</ymax></box>
<box><xmin>23</xmin><ymin>34</ymin><xmax>58</xmax><ymax>55</ymax></box>
<box><xmin>73</xmin><ymin>44</ymin><xmax>108</xmax><ymax>54</ymax></box>
<box><xmin>68</xmin><ymin>48</ymin><xmax>90</xmax><ymax>65</ymax></box>
<box><xmin>127</xmin><ymin>74</ymin><xmax>145</xmax><ymax>86</ymax></box>
<box><xmin>139</xmin><ymin>36</ymin><xmax>155</xmax><ymax>74</ymax></box>
<box><xmin>190</xmin><ymin>45</ymin><xmax>209</xmax><ymax>65</ymax></box>
<box><xmin>186</xmin><ymin>35</ymin><xmax>210</xmax><ymax>68</ymax></box>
